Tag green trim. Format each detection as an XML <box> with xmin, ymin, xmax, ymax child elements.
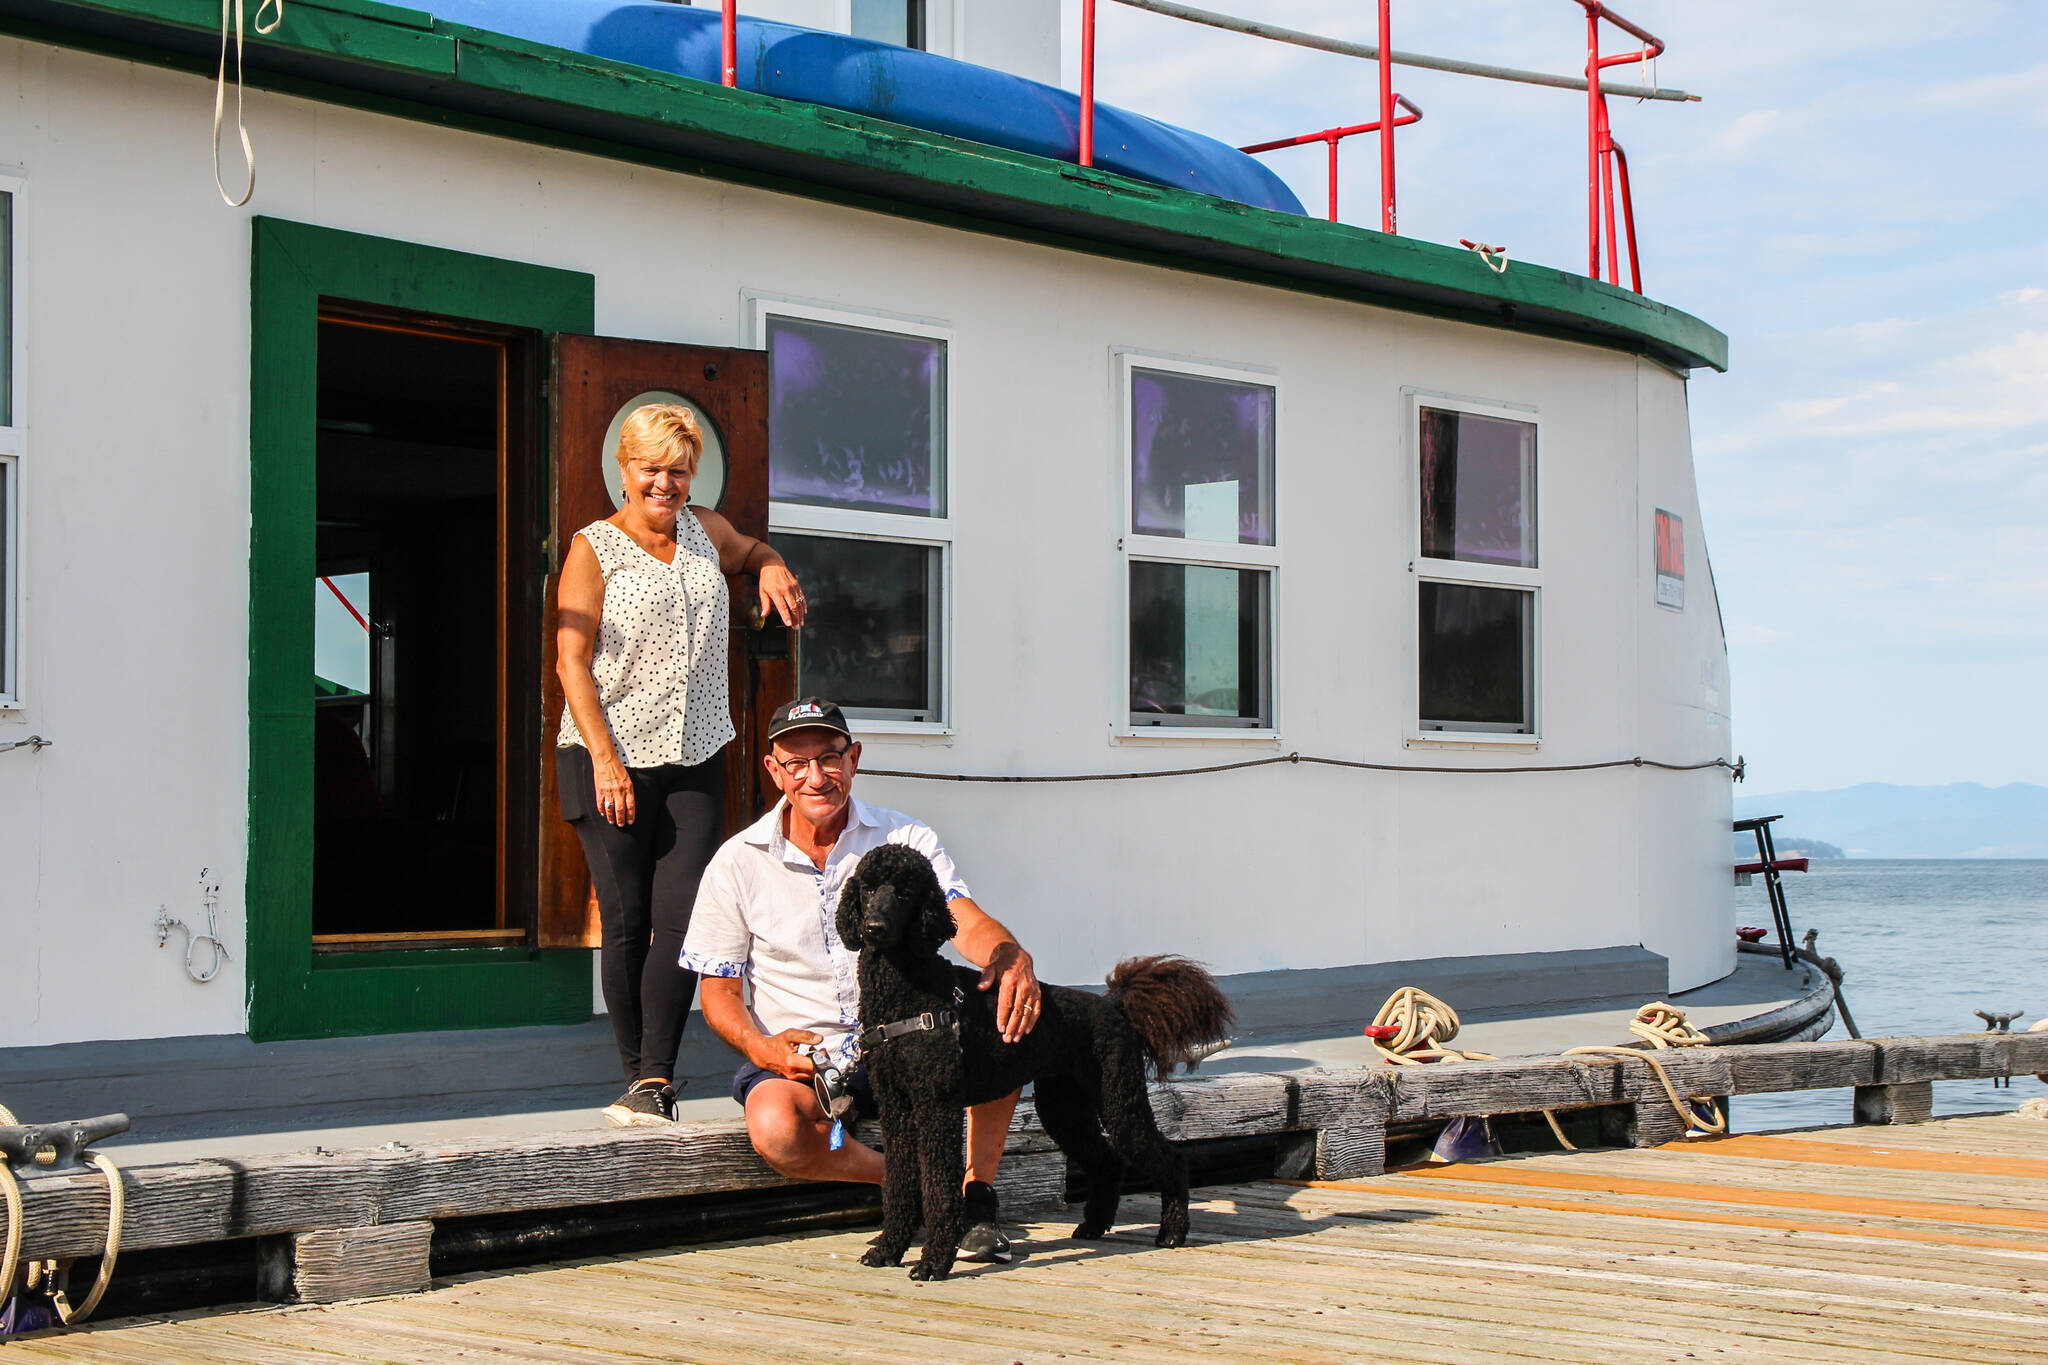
<box><xmin>248</xmin><ymin>216</ymin><xmax>595</xmax><ymax>1042</ymax></box>
<box><xmin>2</xmin><ymin>0</ymin><xmax>1727</xmax><ymax>372</ymax></box>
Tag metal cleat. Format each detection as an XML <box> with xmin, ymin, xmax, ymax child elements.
<box><xmin>0</xmin><ymin>1114</ymin><xmax>131</xmax><ymax>1176</ymax></box>
<box><xmin>1974</xmin><ymin>1009</ymin><xmax>2024</xmax><ymax>1034</ymax></box>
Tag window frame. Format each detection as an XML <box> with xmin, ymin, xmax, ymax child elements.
<box><xmin>1115</xmin><ymin>349</ymin><xmax>1283</xmax><ymax>740</ymax></box>
<box><xmin>838</xmin><ymin>0</ymin><xmax>940</xmax><ymax>51</ymax></box>
<box><xmin>748</xmin><ymin>293</ymin><xmax>956</xmax><ymax>735</ymax></box>
<box><xmin>0</xmin><ymin>171</ymin><xmax>24</xmax><ymax>709</ymax></box>
<box><xmin>1405</xmin><ymin>388</ymin><xmax>1544</xmax><ymax>746</ymax></box>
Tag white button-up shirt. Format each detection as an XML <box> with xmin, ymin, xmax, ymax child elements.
<box><xmin>681</xmin><ymin>797</ymin><xmax>972</xmax><ymax>1066</ymax></box>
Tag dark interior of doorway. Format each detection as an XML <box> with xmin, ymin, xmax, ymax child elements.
<box><xmin>312</xmin><ymin>313</ymin><xmax>540</xmax><ymax>944</ymax></box>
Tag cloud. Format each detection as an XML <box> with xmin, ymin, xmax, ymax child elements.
<box><xmin>1705</xmin><ymin>110</ymin><xmax>1780</xmax><ymax>160</ymax></box>
<box><xmin>1915</xmin><ymin>63</ymin><xmax>2048</xmax><ymax>117</ymax></box>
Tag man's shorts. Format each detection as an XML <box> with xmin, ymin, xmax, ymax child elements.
<box><xmin>731</xmin><ymin>1059</ymin><xmax>880</xmax><ymax>1119</ymax></box>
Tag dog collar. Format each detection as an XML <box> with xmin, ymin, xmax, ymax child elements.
<box><xmin>858</xmin><ymin>987</ymin><xmax>964</xmax><ymax>1055</ymax></box>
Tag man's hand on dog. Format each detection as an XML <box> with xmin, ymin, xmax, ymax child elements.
<box><xmin>756</xmin><ymin>1028</ymin><xmax>824</xmax><ymax>1080</ymax></box>
<box><xmin>981</xmin><ymin>941</ymin><xmax>1042</xmax><ymax>1044</ymax></box>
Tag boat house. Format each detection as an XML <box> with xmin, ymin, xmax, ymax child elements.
<box><xmin>0</xmin><ymin>0</ymin><xmax>1733</xmax><ymax>1058</ymax></box>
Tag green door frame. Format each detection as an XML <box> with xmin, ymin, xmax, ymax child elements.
<box><xmin>248</xmin><ymin>216</ymin><xmax>595</xmax><ymax>1041</ymax></box>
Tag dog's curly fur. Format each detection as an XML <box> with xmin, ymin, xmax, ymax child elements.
<box><xmin>837</xmin><ymin>843</ymin><xmax>1234</xmax><ymax>1281</ymax></box>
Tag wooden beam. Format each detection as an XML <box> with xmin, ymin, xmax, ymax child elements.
<box><xmin>14</xmin><ymin>1033</ymin><xmax>2035</xmax><ymax>1265</ymax></box>
<box><xmin>1855</xmin><ymin>1081</ymin><xmax>1934</xmax><ymax>1126</ymax></box>
<box><xmin>258</xmin><ymin>1221</ymin><xmax>434</xmax><ymax>1303</ymax></box>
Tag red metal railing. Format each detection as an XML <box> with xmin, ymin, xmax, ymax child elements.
<box><xmin>1240</xmin><ymin>94</ymin><xmax>1421</xmax><ymax>226</ymax></box>
<box><xmin>320</xmin><ymin>576</ymin><xmax>370</xmax><ymax>633</ymax></box>
<box><xmin>1579</xmin><ymin>0</ymin><xmax>1661</xmax><ymax>291</ymax></box>
<box><xmin>1088</xmin><ymin>0</ymin><xmax>1422</xmax><ymax>234</ymax></box>
<box><xmin>715</xmin><ymin>0</ymin><xmax>1676</xmax><ymax>292</ymax></box>
<box><xmin>722</xmin><ymin>0</ymin><xmax>738</xmax><ymax>87</ymax></box>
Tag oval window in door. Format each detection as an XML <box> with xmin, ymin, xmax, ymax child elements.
<box><xmin>601</xmin><ymin>390</ymin><xmax>728</xmax><ymax>513</ymax></box>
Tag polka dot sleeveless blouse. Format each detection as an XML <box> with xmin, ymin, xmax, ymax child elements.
<box><xmin>557</xmin><ymin>513</ymin><xmax>735</xmax><ymax>769</ymax></box>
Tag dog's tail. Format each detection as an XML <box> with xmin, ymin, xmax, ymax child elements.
<box><xmin>1104</xmin><ymin>955</ymin><xmax>1236</xmax><ymax>1078</ymax></box>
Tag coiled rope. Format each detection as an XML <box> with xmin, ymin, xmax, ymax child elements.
<box><xmin>868</xmin><ymin>753</ymin><xmax>1739</xmax><ymax>784</ymax></box>
<box><xmin>1359</xmin><ymin>993</ymin><xmax>1725</xmax><ymax>1153</ymax></box>
<box><xmin>0</xmin><ymin>1103</ymin><xmax>124</xmax><ymax>1329</ymax></box>
<box><xmin>1551</xmin><ymin>1002</ymin><xmax>1726</xmax><ymax>1150</ymax></box>
<box><xmin>1364</xmin><ymin>987</ymin><xmax>1495</xmax><ymax>1065</ymax></box>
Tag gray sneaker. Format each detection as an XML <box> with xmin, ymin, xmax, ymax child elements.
<box><xmin>602</xmin><ymin>1081</ymin><xmax>678</xmax><ymax>1127</ymax></box>
<box><xmin>958</xmin><ymin>1180</ymin><xmax>1013</xmax><ymax>1264</ymax></box>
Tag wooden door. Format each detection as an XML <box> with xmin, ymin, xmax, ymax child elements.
<box><xmin>538</xmin><ymin>336</ymin><xmax>793</xmax><ymax>949</ymax></box>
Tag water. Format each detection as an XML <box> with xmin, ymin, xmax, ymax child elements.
<box><xmin>1729</xmin><ymin>859</ymin><xmax>2048</xmax><ymax>1132</ymax></box>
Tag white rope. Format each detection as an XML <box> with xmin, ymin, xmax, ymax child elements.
<box><xmin>1460</xmin><ymin>239</ymin><xmax>1509</xmax><ymax>274</ymax></box>
<box><xmin>0</xmin><ymin>1103</ymin><xmax>126</xmax><ymax>1330</ymax></box>
<box><xmin>1364</xmin><ymin>987</ymin><xmax>1495</xmax><ymax>1066</ymax></box>
<box><xmin>0</xmin><ymin>1153</ymin><xmax>19</xmax><ymax>1332</ymax></box>
<box><xmin>1554</xmin><ymin>1001</ymin><xmax>1726</xmax><ymax>1151</ymax></box>
<box><xmin>1363</xmin><ymin>997</ymin><xmax>1723</xmax><ymax>1153</ymax></box>
<box><xmin>213</xmin><ymin>0</ymin><xmax>285</xmax><ymax>207</ymax></box>
<box><xmin>48</xmin><ymin>1152</ymin><xmax>122</xmax><ymax>1326</ymax></box>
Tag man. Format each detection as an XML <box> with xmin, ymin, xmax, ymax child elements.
<box><xmin>681</xmin><ymin>697</ymin><xmax>1041</xmax><ymax>1262</ymax></box>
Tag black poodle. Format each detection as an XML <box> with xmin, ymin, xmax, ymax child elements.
<box><xmin>836</xmin><ymin>842</ymin><xmax>1235</xmax><ymax>1281</ymax></box>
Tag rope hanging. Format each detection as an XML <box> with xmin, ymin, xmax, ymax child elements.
<box><xmin>213</xmin><ymin>0</ymin><xmax>285</xmax><ymax>207</ymax></box>
<box><xmin>1551</xmin><ymin>1001</ymin><xmax>1726</xmax><ymax>1150</ymax></box>
<box><xmin>1360</xmin><ymin>994</ymin><xmax>1725</xmax><ymax>1153</ymax></box>
<box><xmin>0</xmin><ymin>1103</ymin><xmax>124</xmax><ymax>1330</ymax></box>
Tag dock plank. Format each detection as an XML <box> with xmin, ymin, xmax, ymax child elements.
<box><xmin>7</xmin><ymin>1114</ymin><xmax>2042</xmax><ymax>1363</ymax></box>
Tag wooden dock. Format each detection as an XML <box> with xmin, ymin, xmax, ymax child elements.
<box><xmin>11</xmin><ymin>1112</ymin><xmax>2043</xmax><ymax>1363</ymax></box>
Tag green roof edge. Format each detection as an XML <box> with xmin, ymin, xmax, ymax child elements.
<box><xmin>1</xmin><ymin>0</ymin><xmax>1728</xmax><ymax>372</ymax></box>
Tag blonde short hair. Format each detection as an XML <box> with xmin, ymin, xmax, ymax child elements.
<box><xmin>616</xmin><ymin>403</ymin><xmax>704</xmax><ymax>477</ymax></box>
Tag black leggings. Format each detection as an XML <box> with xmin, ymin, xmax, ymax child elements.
<box><xmin>557</xmin><ymin>745</ymin><xmax>726</xmax><ymax>1086</ymax></box>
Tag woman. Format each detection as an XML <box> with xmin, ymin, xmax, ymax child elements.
<box><xmin>556</xmin><ymin>403</ymin><xmax>806</xmax><ymax>1126</ymax></box>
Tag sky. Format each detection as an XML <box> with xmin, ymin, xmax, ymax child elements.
<box><xmin>1060</xmin><ymin>0</ymin><xmax>2048</xmax><ymax>795</ymax></box>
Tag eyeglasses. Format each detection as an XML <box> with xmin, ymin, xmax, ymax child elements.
<box><xmin>771</xmin><ymin>747</ymin><xmax>852</xmax><ymax>779</ymax></box>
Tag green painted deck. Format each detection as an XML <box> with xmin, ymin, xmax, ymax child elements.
<box><xmin>17</xmin><ymin>1112</ymin><xmax>2045</xmax><ymax>1363</ymax></box>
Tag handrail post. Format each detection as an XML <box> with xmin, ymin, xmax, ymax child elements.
<box><xmin>1613</xmin><ymin>139</ymin><xmax>1642</xmax><ymax>293</ymax></box>
<box><xmin>722</xmin><ymin>0</ymin><xmax>737</xmax><ymax>87</ymax></box>
<box><xmin>1599</xmin><ymin>98</ymin><xmax>1619</xmax><ymax>285</ymax></box>
<box><xmin>1377</xmin><ymin>0</ymin><xmax>1395</xmax><ymax>233</ymax></box>
<box><xmin>1326</xmin><ymin>133</ymin><xmax>1339</xmax><ymax>222</ymax></box>
<box><xmin>1080</xmin><ymin>0</ymin><xmax>1098</xmax><ymax>166</ymax></box>
<box><xmin>1585</xmin><ymin>5</ymin><xmax>1600</xmax><ymax>278</ymax></box>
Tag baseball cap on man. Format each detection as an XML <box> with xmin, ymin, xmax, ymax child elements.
<box><xmin>766</xmin><ymin>697</ymin><xmax>851</xmax><ymax>743</ymax></box>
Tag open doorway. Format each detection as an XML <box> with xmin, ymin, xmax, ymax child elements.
<box><xmin>312</xmin><ymin>311</ymin><xmax>543</xmax><ymax>948</ymax></box>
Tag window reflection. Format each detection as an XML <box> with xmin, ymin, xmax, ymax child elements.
<box><xmin>1129</xmin><ymin>561</ymin><xmax>1271</xmax><ymax>727</ymax></box>
<box><xmin>1131</xmin><ymin>369</ymin><xmax>1274</xmax><ymax>545</ymax></box>
<box><xmin>1418</xmin><ymin>581</ymin><xmax>1532</xmax><ymax>733</ymax></box>
<box><xmin>851</xmin><ymin>0</ymin><xmax>926</xmax><ymax>49</ymax></box>
<box><xmin>1419</xmin><ymin>408</ymin><xmax>1536</xmax><ymax>568</ymax></box>
<box><xmin>780</xmin><ymin>533</ymin><xmax>941</xmax><ymax>721</ymax></box>
<box><xmin>768</xmin><ymin>317</ymin><xmax>945</xmax><ymax>517</ymax></box>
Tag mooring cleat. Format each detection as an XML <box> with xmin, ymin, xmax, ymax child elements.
<box><xmin>0</xmin><ymin>1113</ymin><xmax>131</xmax><ymax>1175</ymax></box>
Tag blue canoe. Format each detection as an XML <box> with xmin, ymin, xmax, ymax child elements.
<box><xmin>416</xmin><ymin>0</ymin><xmax>1305</xmax><ymax>216</ymax></box>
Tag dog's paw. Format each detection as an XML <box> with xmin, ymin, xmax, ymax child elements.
<box><xmin>860</xmin><ymin>1246</ymin><xmax>902</xmax><ymax>1268</ymax></box>
<box><xmin>907</xmin><ymin>1260</ymin><xmax>952</xmax><ymax>1282</ymax></box>
<box><xmin>1072</xmin><ymin>1219</ymin><xmax>1110</xmax><ymax>1240</ymax></box>
<box><xmin>1154</xmin><ymin>1225</ymin><xmax>1188</xmax><ymax>1248</ymax></box>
